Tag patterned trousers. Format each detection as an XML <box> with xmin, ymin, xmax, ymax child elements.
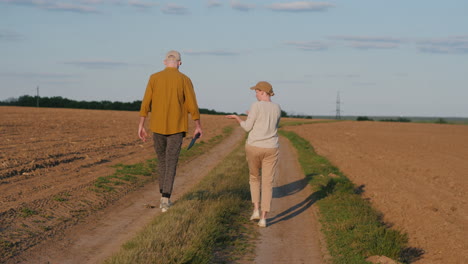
<box><xmin>153</xmin><ymin>132</ymin><xmax>184</xmax><ymax>198</ymax></box>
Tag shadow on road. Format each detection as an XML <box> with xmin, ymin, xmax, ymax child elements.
<box><xmin>272</xmin><ymin>177</ymin><xmax>309</xmax><ymax>199</ymax></box>
<box><xmin>267</xmin><ymin>191</ymin><xmax>320</xmax><ymax>226</ymax></box>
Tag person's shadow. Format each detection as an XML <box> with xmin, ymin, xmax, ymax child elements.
<box><xmin>268</xmin><ymin>175</ymin><xmax>320</xmax><ymax>226</ymax></box>
<box><xmin>272</xmin><ymin>177</ymin><xmax>309</xmax><ymax>199</ymax></box>
<box><xmin>268</xmin><ymin>192</ymin><xmax>319</xmax><ymax>226</ymax></box>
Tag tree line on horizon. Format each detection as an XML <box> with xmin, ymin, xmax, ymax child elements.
<box><xmin>0</xmin><ymin>95</ymin><xmax>300</xmax><ymax>118</ymax></box>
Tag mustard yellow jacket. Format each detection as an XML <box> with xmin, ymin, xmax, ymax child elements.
<box><xmin>139</xmin><ymin>67</ymin><xmax>200</xmax><ymax>135</ymax></box>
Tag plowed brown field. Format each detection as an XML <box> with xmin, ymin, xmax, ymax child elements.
<box><xmin>3</xmin><ymin>106</ymin><xmax>467</xmax><ymax>264</ymax></box>
<box><xmin>0</xmin><ymin>106</ymin><xmax>234</xmax><ymax>262</ymax></box>
<box><xmin>285</xmin><ymin>121</ymin><xmax>468</xmax><ymax>264</ymax></box>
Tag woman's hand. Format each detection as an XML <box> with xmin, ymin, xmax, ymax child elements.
<box><xmin>226</xmin><ymin>115</ymin><xmax>242</xmax><ymax>123</ymax></box>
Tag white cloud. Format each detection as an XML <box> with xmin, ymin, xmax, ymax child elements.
<box><xmin>78</xmin><ymin>0</ymin><xmax>109</xmax><ymax>4</ymax></box>
<box><xmin>417</xmin><ymin>36</ymin><xmax>468</xmax><ymax>54</ymax></box>
<box><xmin>161</xmin><ymin>3</ymin><xmax>189</xmax><ymax>15</ymax></box>
<box><xmin>230</xmin><ymin>0</ymin><xmax>255</xmax><ymax>11</ymax></box>
<box><xmin>0</xmin><ymin>0</ymin><xmax>43</xmax><ymax>4</ymax></box>
<box><xmin>45</xmin><ymin>2</ymin><xmax>99</xmax><ymax>13</ymax></box>
<box><xmin>329</xmin><ymin>36</ymin><xmax>404</xmax><ymax>43</ymax></box>
<box><xmin>0</xmin><ymin>71</ymin><xmax>78</xmax><ymax>79</ymax></box>
<box><xmin>286</xmin><ymin>41</ymin><xmax>330</xmax><ymax>51</ymax></box>
<box><xmin>184</xmin><ymin>49</ymin><xmax>240</xmax><ymax>56</ymax></box>
<box><xmin>329</xmin><ymin>35</ymin><xmax>405</xmax><ymax>50</ymax></box>
<box><xmin>128</xmin><ymin>0</ymin><xmax>157</xmax><ymax>9</ymax></box>
<box><xmin>0</xmin><ymin>30</ymin><xmax>23</xmax><ymax>41</ymax></box>
<box><xmin>0</xmin><ymin>0</ymin><xmax>100</xmax><ymax>13</ymax></box>
<box><xmin>274</xmin><ymin>79</ymin><xmax>310</xmax><ymax>84</ymax></box>
<box><xmin>63</xmin><ymin>60</ymin><xmax>129</xmax><ymax>69</ymax></box>
<box><xmin>80</xmin><ymin>0</ymin><xmax>123</xmax><ymax>4</ymax></box>
<box><xmin>352</xmin><ymin>81</ymin><xmax>376</xmax><ymax>86</ymax></box>
<box><xmin>267</xmin><ymin>1</ymin><xmax>334</xmax><ymax>12</ymax></box>
<box><xmin>305</xmin><ymin>73</ymin><xmax>360</xmax><ymax>79</ymax></box>
<box><xmin>207</xmin><ymin>0</ymin><xmax>222</xmax><ymax>8</ymax></box>
<box><xmin>349</xmin><ymin>42</ymin><xmax>399</xmax><ymax>49</ymax></box>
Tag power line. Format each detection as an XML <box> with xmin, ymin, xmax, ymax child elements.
<box><xmin>36</xmin><ymin>86</ymin><xmax>39</xmax><ymax>107</ymax></box>
<box><xmin>335</xmin><ymin>91</ymin><xmax>342</xmax><ymax>120</ymax></box>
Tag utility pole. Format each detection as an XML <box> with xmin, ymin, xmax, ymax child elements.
<box><xmin>335</xmin><ymin>91</ymin><xmax>341</xmax><ymax>120</ymax></box>
<box><xmin>36</xmin><ymin>86</ymin><xmax>40</xmax><ymax>107</ymax></box>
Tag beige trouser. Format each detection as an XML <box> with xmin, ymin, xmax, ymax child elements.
<box><xmin>245</xmin><ymin>144</ymin><xmax>279</xmax><ymax>212</ymax></box>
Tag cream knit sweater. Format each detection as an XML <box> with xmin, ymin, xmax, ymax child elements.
<box><xmin>240</xmin><ymin>101</ymin><xmax>281</xmax><ymax>149</ymax></box>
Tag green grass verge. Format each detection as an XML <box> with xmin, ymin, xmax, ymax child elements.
<box><xmin>279</xmin><ymin>119</ymin><xmax>341</xmax><ymax>128</ymax></box>
<box><xmin>279</xmin><ymin>130</ymin><xmax>409</xmax><ymax>264</ymax></box>
<box><xmin>91</xmin><ymin>126</ymin><xmax>234</xmax><ymax>193</ymax></box>
<box><xmin>104</xmin><ymin>141</ymin><xmax>256</xmax><ymax>264</ymax></box>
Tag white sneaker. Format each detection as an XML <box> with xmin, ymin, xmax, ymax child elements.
<box><xmin>258</xmin><ymin>218</ymin><xmax>267</xmax><ymax>227</ymax></box>
<box><xmin>160</xmin><ymin>198</ymin><xmax>172</xmax><ymax>212</ymax></box>
<box><xmin>250</xmin><ymin>209</ymin><xmax>260</xmax><ymax>220</ymax></box>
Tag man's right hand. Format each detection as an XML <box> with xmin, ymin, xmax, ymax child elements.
<box><xmin>138</xmin><ymin>126</ymin><xmax>148</xmax><ymax>142</ymax></box>
<box><xmin>194</xmin><ymin>119</ymin><xmax>203</xmax><ymax>138</ymax></box>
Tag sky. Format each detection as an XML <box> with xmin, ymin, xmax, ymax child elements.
<box><xmin>1</xmin><ymin>0</ymin><xmax>467</xmax><ymax>117</ymax></box>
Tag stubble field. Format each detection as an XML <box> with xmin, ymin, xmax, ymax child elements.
<box><xmin>285</xmin><ymin>121</ymin><xmax>468</xmax><ymax>264</ymax></box>
<box><xmin>0</xmin><ymin>106</ymin><xmax>234</xmax><ymax>261</ymax></box>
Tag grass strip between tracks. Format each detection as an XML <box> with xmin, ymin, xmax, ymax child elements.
<box><xmin>104</xmin><ymin>139</ymin><xmax>257</xmax><ymax>264</ymax></box>
<box><xmin>279</xmin><ymin>130</ymin><xmax>411</xmax><ymax>264</ymax></box>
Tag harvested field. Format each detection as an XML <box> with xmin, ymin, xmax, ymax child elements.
<box><xmin>285</xmin><ymin>121</ymin><xmax>468</xmax><ymax>264</ymax></box>
<box><xmin>0</xmin><ymin>106</ymin><xmax>234</xmax><ymax>261</ymax></box>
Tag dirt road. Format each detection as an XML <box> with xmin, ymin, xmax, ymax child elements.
<box><xmin>9</xmin><ymin>131</ymin><xmax>325</xmax><ymax>264</ymax></box>
<box><xmin>254</xmin><ymin>136</ymin><xmax>324</xmax><ymax>264</ymax></box>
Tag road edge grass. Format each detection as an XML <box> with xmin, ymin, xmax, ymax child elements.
<box><xmin>104</xmin><ymin>139</ymin><xmax>257</xmax><ymax>264</ymax></box>
<box><xmin>279</xmin><ymin>119</ymin><xmax>341</xmax><ymax>128</ymax></box>
<box><xmin>279</xmin><ymin>130</ymin><xmax>411</xmax><ymax>264</ymax></box>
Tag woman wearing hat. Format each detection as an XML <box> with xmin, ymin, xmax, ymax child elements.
<box><xmin>226</xmin><ymin>81</ymin><xmax>281</xmax><ymax>227</ymax></box>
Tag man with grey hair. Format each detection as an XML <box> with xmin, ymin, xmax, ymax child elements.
<box><xmin>138</xmin><ymin>50</ymin><xmax>202</xmax><ymax>212</ymax></box>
